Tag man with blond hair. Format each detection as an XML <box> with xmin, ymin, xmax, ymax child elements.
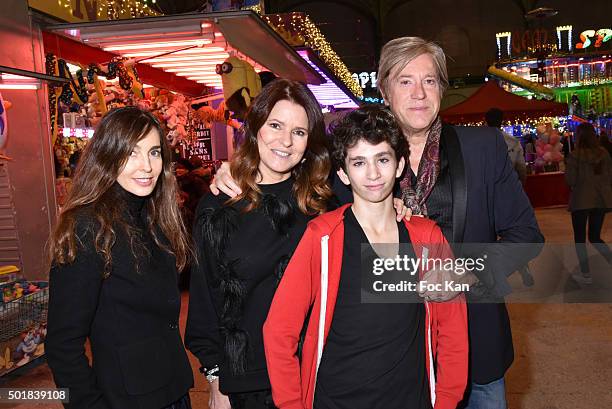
<box><xmin>375</xmin><ymin>37</ymin><xmax>543</xmax><ymax>408</ymax></box>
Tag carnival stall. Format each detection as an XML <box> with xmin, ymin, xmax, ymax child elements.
<box><xmin>42</xmin><ymin>10</ymin><xmax>360</xmax><ymax>206</ymax></box>
<box><xmin>0</xmin><ymin>1</ymin><xmax>362</xmax><ymax>376</ymax></box>
<box><xmin>493</xmin><ymin>24</ymin><xmax>612</xmax><ymax>134</ymax></box>
<box><xmin>441</xmin><ymin>81</ymin><xmax>570</xmax><ymax>208</ymax></box>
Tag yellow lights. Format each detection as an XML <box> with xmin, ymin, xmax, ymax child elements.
<box><xmin>263</xmin><ymin>13</ymin><xmax>362</xmax><ymax>97</ymax></box>
<box><xmin>496</xmin><ymin>32</ymin><xmax>512</xmax><ymax>38</ymax></box>
<box><xmin>556</xmin><ymin>25</ymin><xmax>573</xmax><ymax>31</ymax></box>
<box><xmin>456</xmin><ymin>116</ymin><xmax>564</xmax><ymax>127</ymax></box>
<box><xmin>55</xmin><ymin>0</ymin><xmax>160</xmax><ymax>20</ymax></box>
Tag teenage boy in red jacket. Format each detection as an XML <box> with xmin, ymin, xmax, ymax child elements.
<box><xmin>263</xmin><ymin>105</ymin><xmax>468</xmax><ymax>409</ymax></box>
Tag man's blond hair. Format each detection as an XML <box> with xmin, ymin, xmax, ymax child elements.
<box><xmin>377</xmin><ymin>37</ymin><xmax>449</xmax><ymax>98</ymax></box>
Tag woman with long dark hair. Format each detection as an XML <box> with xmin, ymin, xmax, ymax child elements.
<box><xmin>565</xmin><ymin>123</ymin><xmax>612</xmax><ymax>284</ymax></box>
<box><xmin>46</xmin><ymin>107</ymin><xmax>194</xmax><ymax>409</ymax></box>
<box><xmin>185</xmin><ymin>79</ymin><xmax>333</xmax><ymax>409</ymax></box>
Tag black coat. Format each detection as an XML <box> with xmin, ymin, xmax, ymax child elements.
<box><xmin>46</xmin><ymin>195</ymin><xmax>193</xmax><ymax>409</ymax></box>
<box><xmin>334</xmin><ymin>124</ymin><xmax>544</xmax><ymax>384</ymax></box>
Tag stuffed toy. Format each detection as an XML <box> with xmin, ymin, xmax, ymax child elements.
<box><xmin>218</xmin><ymin>56</ymin><xmax>262</xmax><ymax>121</ymax></box>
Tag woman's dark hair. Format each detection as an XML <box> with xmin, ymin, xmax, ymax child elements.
<box><xmin>575</xmin><ymin>123</ymin><xmax>600</xmax><ymax>151</ymax></box>
<box><xmin>330</xmin><ymin>105</ymin><xmax>408</xmax><ymax>171</ymax></box>
<box><xmin>575</xmin><ymin>122</ymin><xmax>606</xmax><ymax>174</ymax></box>
<box><xmin>228</xmin><ymin>78</ymin><xmax>332</xmax><ymax>215</ymax></box>
<box><xmin>47</xmin><ymin>106</ymin><xmax>192</xmax><ymax>274</ymax></box>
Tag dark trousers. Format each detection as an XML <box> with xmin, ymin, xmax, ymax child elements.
<box><xmin>571</xmin><ymin>209</ymin><xmax>612</xmax><ymax>274</ymax></box>
<box><xmin>229</xmin><ymin>389</ymin><xmax>277</xmax><ymax>409</ymax></box>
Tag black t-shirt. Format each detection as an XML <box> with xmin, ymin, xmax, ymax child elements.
<box><xmin>314</xmin><ymin>208</ymin><xmax>431</xmax><ymax>409</ymax></box>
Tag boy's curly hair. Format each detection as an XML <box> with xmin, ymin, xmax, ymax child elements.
<box><xmin>330</xmin><ymin>105</ymin><xmax>409</xmax><ymax>171</ymax></box>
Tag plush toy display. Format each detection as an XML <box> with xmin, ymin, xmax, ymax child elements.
<box><xmin>533</xmin><ymin>122</ymin><xmax>564</xmax><ymax>172</ymax></box>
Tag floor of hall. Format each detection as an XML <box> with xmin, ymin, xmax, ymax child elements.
<box><xmin>1</xmin><ymin>207</ymin><xmax>611</xmax><ymax>409</ymax></box>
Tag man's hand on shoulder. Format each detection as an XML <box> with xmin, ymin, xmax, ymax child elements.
<box><xmin>210</xmin><ymin>162</ymin><xmax>241</xmax><ymax>197</ymax></box>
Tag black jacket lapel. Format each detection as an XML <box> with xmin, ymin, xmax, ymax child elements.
<box><xmin>443</xmin><ymin>125</ymin><xmax>467</xmax><ymax>244</ymax></box>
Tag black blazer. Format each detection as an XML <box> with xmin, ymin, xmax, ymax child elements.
<box><xmin>449</xmin><ymin>125</ymin><xmax>544</xmax><ymax>383</ymax></box>
<box><xmin>333</xmin><ymin>124</ymin><xmax>544</xmax><ymax>383</ymax></box>
<box><xmin>46</xmin><ymin>211</ymin><xmax>193</xmax><ymax>409</ymax></box>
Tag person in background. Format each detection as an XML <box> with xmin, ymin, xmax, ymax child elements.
<box><xmin>485</xmin><ymin>109</ymin><xmax>534</xmax><ymax>286</ymax></box>
<box><xmin>565</xmin><ymin>122</ymin><xmax>612</xmax><ymax>285</ymax></box>
<box><xmin>561</xmin><ymin>131</ymin><xmax>575</xmax><ymax>159</ymax></box>
<box><xmin>599</xmin><ymin>130</ymin><xmax>612</xmax><ymax>158</ymax></box>
<box><xmin>525</xmin><ymin>133</ymin><xmax>537</xmax><ymax>155</ymax></box>
<box><xmin>485</xmin><ymin>108</ymin><xmax>526</xmax><ymax>183</ymax></box>
<box><xmin>46</xmin><ymin>107</ymin><xmax>194</xmax><ymax>409</ymax></box>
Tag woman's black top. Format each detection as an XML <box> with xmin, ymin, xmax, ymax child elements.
<box><xmin>46</xmin><ymin>185</ymin><xmax>193</xmax><ymax>409</ymax></box>
<box><xmin>314</xmin><ymin>208</ymin><xmax>431</xmax><ymax>409</ymax></box>
<box><xmin>185</xmin><ymin>177</ymin><xmax>311</xmax><ymax>394</ymax></box>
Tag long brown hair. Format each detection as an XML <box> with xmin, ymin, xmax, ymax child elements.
<box><xmin>575</xmin><ymin>123</ymin><xmax>605</xmax><ymax>174</ymax></box>
<box><xmin>229</xmin><ymin>79</ymin><xmax>332</xmax><ymax>214</ymax></box>
<box><xmin>575</xmin><ymin>123</ymin><xmax>601</xmax><ymax>151</ymax></box>
<box><xmin>47</xmin><ymin>106</ymin><xmax>191</xmax><ymax>274</ymax></box>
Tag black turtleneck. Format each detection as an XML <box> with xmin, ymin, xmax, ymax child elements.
<box><xmin>46</xmin><ymin>184</ymin><xmax>193</xmax><ymax>409</ymax></box>
<box><xmin>186</xmin><ymin>177</ymin><xmax>312</xmax><ymax>394</ymax></box>
<box><xmin>118</xmin><ymin>184</ymin><xmax>147</xmax><ymax>222</ymax></box>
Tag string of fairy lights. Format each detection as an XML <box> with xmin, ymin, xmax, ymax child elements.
<box><xmin>263</xmin><ymin>13</ymin><xmax>362</xmax><ymax>98</ymax></box>
<box><xmin>451</xmin><ymin>116</ymin><xmax>567</xmax><ymax>131</ymax></box>
<box><xmin>55</xmin><ymin>0</ymin><xmax>159</xmax><ymax>20</ymax></box>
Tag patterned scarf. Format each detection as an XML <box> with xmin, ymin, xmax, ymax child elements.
<box><xmin>400</xmin><ymin>117</ymin><xmax>442</xmax><ymax>216</ymax></box>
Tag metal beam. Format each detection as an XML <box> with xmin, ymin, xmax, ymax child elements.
<box><xmin>0</xmin><ymin>65</ymin><xmax>69</xmax><ymax>84</ymax></box>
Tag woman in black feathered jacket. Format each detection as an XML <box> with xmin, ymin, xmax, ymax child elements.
<box><xmin>185</xmin><ymin>79</ymin><xmax>334</xmax><ymax>409</ymax></box>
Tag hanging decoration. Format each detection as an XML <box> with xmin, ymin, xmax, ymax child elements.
<box><xmin>0</xmin><ymin>92</ymin><xmax>8</xmax><ymax>150</ymax></box>
<box><xmin>46</xmin><ymin>54</ymin><xmax>63</xmax><ymax>145</ymax></box>
<box><xmin>46</xmin><ymin>54</ymin><xmax>144</xmax><ymax>144</ymax></box>
<box><xmin>195</xmin><ymin>101</ymin><xmax>241</xmax><ymax>130</ymax></box>
<box><xmin>218</xmin><ymin>56</ymin><xmax>262</xmax><ymax>121</ymax></box>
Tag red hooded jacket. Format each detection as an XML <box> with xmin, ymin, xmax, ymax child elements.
<box><xmin>263</xmin><ymin>204</ymin><xmax>468</xmax><ymax>409</ymax></box>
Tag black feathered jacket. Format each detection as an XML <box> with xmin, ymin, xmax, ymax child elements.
<box><xmin>185</xmin><ymin>177</ymin><xmax>312</xmax><ymax>394</ymax></box>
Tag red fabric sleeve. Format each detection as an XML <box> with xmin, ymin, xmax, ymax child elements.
<box><xmin>263</xmin><ymin>225</ymin><xmax>319</xmax><ymax>409</ymax></box>
<box><xmin>428</xmin><ymin>224</ymin><xmax>469</xmax><ymax>409</ymax></box>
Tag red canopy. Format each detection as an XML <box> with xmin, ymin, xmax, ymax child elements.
<box><xmin>441</xmin><ymin>81</ymin><xmax>568</xmax><ymax>124</ymax></box>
